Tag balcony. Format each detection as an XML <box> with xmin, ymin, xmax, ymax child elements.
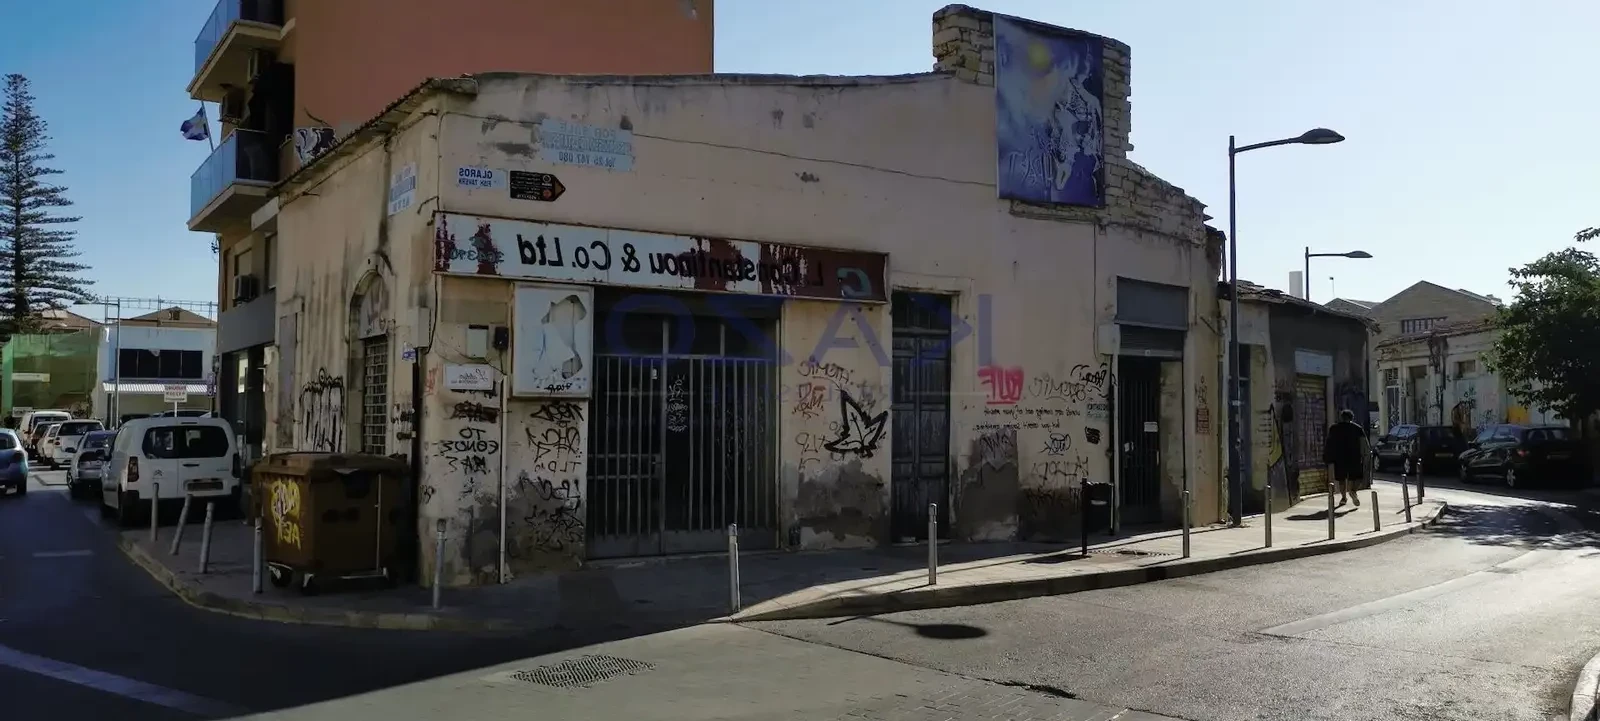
<box><xmin>189</xmin><ymin>0</ymin><xmax>284</xmax><ymax>102</ymax></box>
<box><xmin>190</xmin><ymin>129</ymin><xmax>279</xmax><ymax>233</ymax></box>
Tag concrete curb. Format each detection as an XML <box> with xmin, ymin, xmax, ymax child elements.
<box><xmin>1570</xmin><ymin>648</ymin><xmax>1600</xmax><ymax>721</ymax></box>
<box><xmin>115</xmin><ymin>535</ymin><xmax>525</xmax><ymax>633</ymax></box>
<box><xmin>730</xmin><ymin>500</ymin><xmax>1449</xmax><ymax>622</ymax></box>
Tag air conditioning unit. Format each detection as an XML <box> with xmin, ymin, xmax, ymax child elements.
<box><xmin>218</xmin><ymin>88</ymin><xmax>246</xmax><ymax>124</ymax></box>
<box><xmin>233</xmin><ymin>274</ymin><xmax>260</xmax><ymax>303</ymax></box>
<box><xmin>246</xmin><ymin>49</ymin><xmax>275</xmax><ymax>81</ymax></box>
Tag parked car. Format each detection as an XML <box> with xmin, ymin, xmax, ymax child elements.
<box><xmin>1373</xmin><ymin>424</ymin><xmax>1419</xmax><ymax>471</ymax></box>
<box><xmin>35</xmin><ymin>423</ymin><xmax>65</xmax><ymax>466</ymax></box>
<box><xmin>1459</xmin><ymin>424</ymin><xmax>1588</xmax><ymax>488</ymax></box>
<box><xmin>20</xmin><ymin>410</ymin><xmax>70</xmax><ymax>458</ymax></box>
<box><xmin>0</xmin><ymin>429</ymin><xmax>27</xmax><ymax>496</ymax></box>
<box><xmin>1402</xmin><ymin>425</ymin><xmax>1468</xmax><ymax>475</ymax></box>
<box><xmin>45</xmin><ymin>419</ymin><xmax>104</xmax><ymax>469</ymax></box>
<box><xmin>153</xmin><ymin>410</ymin><xmax>211</xmax><ymax>418</ymax></box>
<box><xmin>67</xmin><ymin>429</ymin><xmax>117</xmax><ymax>500</ymax></box>
<box><xmin>101</xmin><ymin>416</ymin><xmax>241</xmax><ymax>526</ymax></box>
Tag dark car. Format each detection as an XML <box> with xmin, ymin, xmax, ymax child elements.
<box><xmin>1373</xmin><ymin>424</ymin><xmax>1419</xmax><ymax>471</ymax></box>
<box><xmin>1459</xmin><ymin>424</ymin><xmax>1588</xmax><ymax>488</ymax></box>
<box><xmin>1408</xmin><ymin>425</ymin><xmax>1468</xmax><ymax>474</ymax></box>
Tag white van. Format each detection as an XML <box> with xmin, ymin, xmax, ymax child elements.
<box><xmin>101</xmin><ymin>416</ymin><xmax>240</xmax><ymax>526</ymax></box>
<box><xmin>44</xmin><ymin>419</ymin><xmax>104</xmax><ymax>468</ymax></box>
<box><xmin>20</xmin><ymin>410</ymin><xmax>70</xmax><ymax>457</ymax></box>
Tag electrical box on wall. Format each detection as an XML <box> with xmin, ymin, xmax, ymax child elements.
<box><xmin>492</xmin><ymin>326</ymin><xmax>510</xmax><ymax>351</ymax></box>
<box><xmin>1097</xmin><ymin>323</ymin><xmax>1121</xmax><ymax>357</ymax></box>
<box><xmin>414</xmin><ymin>307</ymin><xmax>432</xmax><ymax>348</ymax></box>
<box><xmin>466</xmin><ymin>325</ymin><xmax>489</xmax><ymax>358</ymax></box>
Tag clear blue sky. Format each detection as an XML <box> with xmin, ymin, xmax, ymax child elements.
<box><xmin>3</xmin><ymin>0</ymin><xmax>1595</xmax><ymax>315</ymax></box>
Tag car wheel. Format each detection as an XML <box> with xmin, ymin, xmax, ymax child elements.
<box><xmin>99</xmin><ymin>498</ymin><xmax>112</xmax><ymax>519</ymax></box>
<box><xmin>115</xmin><ymin>492</ymin><xmax>138</xmax><ymax>527</ymax></box>
<box><xmin>14</xmin><ymin>481</ymin><xmax>25</xmax><ymax>496</ymax></box>
<box><xmin>1504</xmin><ymin>467</ymin><xmax>1519</xmax><ymax>489</ymax></box>
<box><xmin>1459</xmin><ymin>463</ymin><xmax>1471</xmax><ymax>484</ymax></box>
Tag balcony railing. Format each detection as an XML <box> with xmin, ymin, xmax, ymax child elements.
<box><xmin>194</xmin><ymin>0</ymin><xmax>284</xmax><ymax>74</ymax></box>
<box><xmin>191</xmin><ymin>129</ymin><xmax>279</xmax><ymax>220</ymax></box>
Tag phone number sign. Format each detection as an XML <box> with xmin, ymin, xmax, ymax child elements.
<box><xmin>539</xmin><ymin>118</ymin><xmax>634</xmax><ymax>172</ymax></box>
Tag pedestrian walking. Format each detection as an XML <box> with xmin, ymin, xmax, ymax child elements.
<box><xmin>1323</xmin><ymin>409</ymin><xmax>1368</xmax><ymax>507</ymax></box>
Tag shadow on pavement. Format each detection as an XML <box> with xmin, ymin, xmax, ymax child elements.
<box><xmin>1425</xmin><ymin>502</ymin><xmax>1600</xmax><ymax>550</ymax></box>
<box><xmin>826</xmin><ymin>615</ymin><xmax>990</xmax><ymax>640</ymax></box>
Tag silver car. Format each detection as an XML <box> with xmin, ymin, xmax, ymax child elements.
<box><xmin>68</xmin><ymin>430</ymin><xmax>117</xmax><ymax>501</ymax></box>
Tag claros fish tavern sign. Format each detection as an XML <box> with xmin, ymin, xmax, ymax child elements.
<box><xmin>432</xmin><ymin>213</ymin><xmax>887</xmax><ymax>302</ymax></box>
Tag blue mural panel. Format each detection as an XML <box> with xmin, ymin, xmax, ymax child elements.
<box><xmin>994</xmin><ymin>17</ymin><xmax>1105</xmax><ymax>207</ymax></box>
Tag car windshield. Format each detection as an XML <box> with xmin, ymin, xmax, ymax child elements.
<box><xmin>82</xmin><ymin>432</ymin><xmax>114</xmax><ymax>449</ymax></box>
<box><xmin>1524</xmin><ymin>427</ymin><xmax>1572</xmax><ymax>442</ymax></box>
<box><xmin>1390</xmin><ymin>426</ymin><xmax>1418</xmax><ymax>438</ymax></box>
<box><xmin>59</xmin><ymin>421</ymin><xmax>100</xmax><ymax>436</ymax></box>
<box><xmin>145</xmin><ymin>425</ymin><xmax>230</xmax><ymax>459</ymax></box>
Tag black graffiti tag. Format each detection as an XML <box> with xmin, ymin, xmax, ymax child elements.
<box><xmin>438</xmin><ymin>426</ymin><xmax>500</xmax><ymax>455</ymax></box>
<box><xmin>528</xmin><ymin>401</ymin><xmax>584</xmax><ymax>426</ymax></box>
<box><xmin>450</xmin><ymin>401</ymin><xmax>500</xmax><ymax>423</ymax></box>
<box><xmin>528</xmin><ymin>426</ymin><xmax>580</xmax><ymax>464</ymax></box>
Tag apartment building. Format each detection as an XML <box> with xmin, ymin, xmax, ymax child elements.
<box><xmin>188</xmin><ymin>0</ymin><xmax>716</xmax><ymax>460</ymax></box>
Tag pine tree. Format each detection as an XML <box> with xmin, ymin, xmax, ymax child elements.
<box><xmin>0</xmin><ymin>74</ymin><xmax>94</xmax><ymax>339</ymax></box>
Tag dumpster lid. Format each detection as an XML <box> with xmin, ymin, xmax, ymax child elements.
<box><xmin>261</xmin><ymin>452</ymin><xmax>408</xmax><ymax>475</ymax></box>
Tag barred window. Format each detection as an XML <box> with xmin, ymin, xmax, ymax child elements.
<box><xmin>361</xmin><ymin>336</ymin><xmax>389</xmax><ymax>455</ymax></box>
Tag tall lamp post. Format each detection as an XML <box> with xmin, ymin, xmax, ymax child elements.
<box><xmin>1227</xmin><ymin>127</ymin><xmax>1344</xmax><ymax>526</ymax></box>
<box><xmin>1305</xmin><ymin>248</ymin><xmax>1372</xmax><ymax>302</ymax></box>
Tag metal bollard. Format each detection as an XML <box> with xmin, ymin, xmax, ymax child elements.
<box><xmin>727</xmin><ymin>523</ymin><xmax>741</xmax><ymax>612</ymax></box>
<box><xmin>1401</xmin><ymin>475</ymin><xmax>1414</xmax><ymax>523</ymax></box>
<box><xmin>1326</xmin><ymin>481</ymin><xmax>1336</xmax><ymax>540</ymax></box>
<box><xmin>169</xmin><ymin>494</ymin><xmax>193</xmax><ymax>555</ymax></box>
<box><xmin>1181</xmin><ymin>490</ymin><xmax>1191</xmax><ymax>558</ymax></box>
<box><xmin>197</xmin><ymin>502</ymin><xmax>215</xmax><ymax>574</ymax></box>
<box><xmin>252</xmin><ymin>516</ymin><xmax>263</xmax><ymax>594</ymax></box>
<box><xmin>432</xmin><ymin>520</ymin><xmax>446</xmax><ymax>610</ymax></box>
<box><xmin>927</xmin><ymin>504</ymin><xmax>938</xmax><ymax>586</ymax></box>
<box><xmin>149</xmin><ymin>483</ymin><xmax>160</xmax><ymax>545</ymax></box>
<box><xmin>1371</xmin><ymin>490</ymin><xmax>1381</xmax><ymax>532</ymax></box>
<box><xmin>1415</xmin><ymin>458</ymin><xmax>1425</xmax><ymax>501</ymax></box>
<box><xmin>1265</xmin><ymin>483</ymin><xmax>1274</xmax><ymax>548</ymax></box>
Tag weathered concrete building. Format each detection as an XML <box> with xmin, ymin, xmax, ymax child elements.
<box><xmin>258</xmin><ymin>5</ymin><xmax>1224</xmax><ymax>586</ymax></box>
<box><xmin>1228</xmin><ymin>282</ymin><xmax>1373</xmax><ymax>511</ymax></box>
<box><xmin>1375</xmin><ymin>320</ymin><xmax>1563</xmax><ymax>436</ymax></box>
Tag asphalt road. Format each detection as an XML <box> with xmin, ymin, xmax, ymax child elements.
<box><xmin>0</xmin><ymin>469</ymin><xmax>638</xmax><ymax>721</ymax></box>
<box><xmin>753</xmin><ymin>473</ymin><xmax>1600</xmax><ymax>721</ymax></box>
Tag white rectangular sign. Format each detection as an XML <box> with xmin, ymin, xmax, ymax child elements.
<box><xmin>163</xmin><ymin>384</ymin><xmax>189</xmax><ymax>402</ymax></box>
<box><xmin>539</xmin><ymin>118</ymin><xmax>634</xmax><ymax>172</ymax></box>
<box><xmin>387</xmin><ymin>162</ymin><xmax>417</xmax><ymax>216</ymax></box>
<box><xmin>443</xmin><ymin>363</ymin><xmax>497</xmax><ymax>392</ymax></box>
<box><xmin>1294</xmin><ymin>350</ymin><xmax>1334</xmax><ymax>377</ymax></box>
<box><xmin>12</xmin><ymin>372</ymin><xmax>49</xmax><ymax>383</ymax></box>
<box><xmin>512</xmin><ymin>285</ymin><xmax>593</xmax><ymax>398</ymax></box>
<box><xmin>431</xmin><ymin>213</ymin><xmax>887</xmax><ymax>302</ymax></box>
<box><xmin>456</xmin><ymin>165</ymin><xmax>506</xmax><ymax>189</ymax></box>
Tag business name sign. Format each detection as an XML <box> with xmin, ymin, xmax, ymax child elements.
<box><xmin>432</xmin><ymin>213</ymin><xmax>887</xmax><ymax>302</ymax></box>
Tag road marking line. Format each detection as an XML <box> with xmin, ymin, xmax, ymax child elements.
<box><xmin>0</xmin><ymin>642</ymin><xmax>247</xmax><ymax>717</ymax></box>
<box><xmin>32</xmin><ymin>550</ymin><xmax>93</xmax><ymax>558</ymax></box>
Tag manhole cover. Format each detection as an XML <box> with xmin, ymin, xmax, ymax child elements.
<box><xmin>507</xmin><ymin>655</ymin><xmax>655</xmax><ymax>688</ymax></box>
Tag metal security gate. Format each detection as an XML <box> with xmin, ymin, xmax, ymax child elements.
<box><xmin>1295</xmin><ymin>374</ymin><xmax>1329</xmax><ymax>495</ymax></box>
<box><xmin>890</xmin><ymin>292</ymin><xmax>952</xmax><ymax>542</ymax></box>
<box><xmin>1116</xmin><ymin>357</ymin><xmax>1163</xmax><ymax>524</ymax></box>
<box><xmin>586</xmin><ymin>309</ymin><xmax>779</xmax><ymax>558</ymax></box>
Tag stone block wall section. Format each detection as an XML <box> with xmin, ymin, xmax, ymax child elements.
<box><xmin>933</xmin><ymin>4</ymin><xmax>1207</xmax><ymax>245</ymax></box>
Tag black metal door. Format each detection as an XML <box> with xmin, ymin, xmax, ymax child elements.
<box><xmin>1116</xmin><ymin>357</ymin><xmax>1162</xmax><ymax>524</ymax></box>
<box><xmin>890</xmin><ymin>292</ymin><xmax>952</xmax><ymax>542</ymax></box>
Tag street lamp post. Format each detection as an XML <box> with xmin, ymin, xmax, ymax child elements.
<box><xmin>1226</xmin><ymin>127</ymin><xmax>1344</xmax><ymax>527</ymax></box>
<box><xmin>1304</xmin><ymin>248</ymin><xmax>1373</xmax><ymax>303</ymax></box>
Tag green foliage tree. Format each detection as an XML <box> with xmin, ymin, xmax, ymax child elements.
<box><xmin>1487</xmin><ymin>230</ymin><xmax>1600</xmax><ymax>422</ymax></box>
<box><xmin>0</xmin><ymin>74</ymin><xmax>94</xmax><ymax>339</ymax></box>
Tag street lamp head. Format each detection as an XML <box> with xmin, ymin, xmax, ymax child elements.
<box><xmin>1296</xmin><ymin>128</ymin><xmax>1345</xmax><ymax>145</ymax></box>
<box><xmin>1344</xmin><ymin>250</ymin><xmax>1373</xmax><ymax>259</ymax></box>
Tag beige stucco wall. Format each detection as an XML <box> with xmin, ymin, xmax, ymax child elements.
<box><xmin>267</xmin><ymin>8</ymin><xmax>1221</xmax><ymax>585</ymax></box>
<box><xmin>1377</xmin><ymin>328</ymin><xmax>1563</xmax><ymax>433</ymax></box>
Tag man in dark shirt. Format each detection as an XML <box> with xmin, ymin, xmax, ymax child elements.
<box><xmin>1323</xmin><ymin>409</ymin><xmax>1369</xmax><ymax>507</ymax></box>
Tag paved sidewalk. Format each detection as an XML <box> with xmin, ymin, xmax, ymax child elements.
<box><xmin>242</xmin><ymin>623</ymin><xmax>1184</xmax><ymax>720</ymax></box>
<box><xmin>117</xmin><ymin>480</ymin><xmax>1444</xmax><ymax>631</ymax></box>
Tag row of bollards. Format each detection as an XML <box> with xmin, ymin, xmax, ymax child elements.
<box><xmin>152</xmin><ymin>487</ymin><xmax>217</xmax><ymax>575</ymax></box>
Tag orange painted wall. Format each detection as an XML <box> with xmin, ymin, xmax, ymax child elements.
<box><xmin>290</xmin><ymin>0</ymin><xmax>714</xmax><ymax>132</ymax></box>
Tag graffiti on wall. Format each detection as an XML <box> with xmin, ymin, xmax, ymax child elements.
<box><xmin>822</xmin><ymin>391</ymin><xmax>888</xmax><ymax>458</ymax></box>
<box><xmin>1260</xmin><ymin>391</ymin><xmax>1298</xmax><ymax>497</ymax></box>
<box><xmin>293</xmin><ymin>126</ymin><xmax>337</xmax><ymax>166</ymax></box>
<box><xmin>514</xmin><ymin>471</ymin><xmax>584</xmax><ymax>553</ymax></box>
<box><xmin>268</xmin><ymin>479</ymin><xmax>303</xmax><ymax>549</ymax></box>
<box><xmin>298</xmin><ymin>369</ymin><xmax>343</xmax><ymax>452</ymax></box>
<box><xmin>1195</xmin><ymin>376</ymin><xmax>1212</xmax><ymax>435</ymax></box>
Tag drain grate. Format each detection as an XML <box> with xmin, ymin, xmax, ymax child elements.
<box><xmin>1088</xmin><ymin>548</ymin><xmax>1176</xmax><ymax>558</ymax></box>
<box><xmin>508</xmin><ymin>655</ymin><xmax>655</xmax><ymax>688</ymax></box>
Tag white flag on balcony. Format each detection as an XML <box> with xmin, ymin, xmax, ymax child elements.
<box><xmin>180</xmin><ymin>107</ymin><xmax>210</xmax><ymax>142</ymax></box>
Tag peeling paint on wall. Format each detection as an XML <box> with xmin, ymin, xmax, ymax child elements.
<box><xmin>503</xmin><ymin>399</ymin><xmax>588</xmax><ymax>574</ymax></box>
